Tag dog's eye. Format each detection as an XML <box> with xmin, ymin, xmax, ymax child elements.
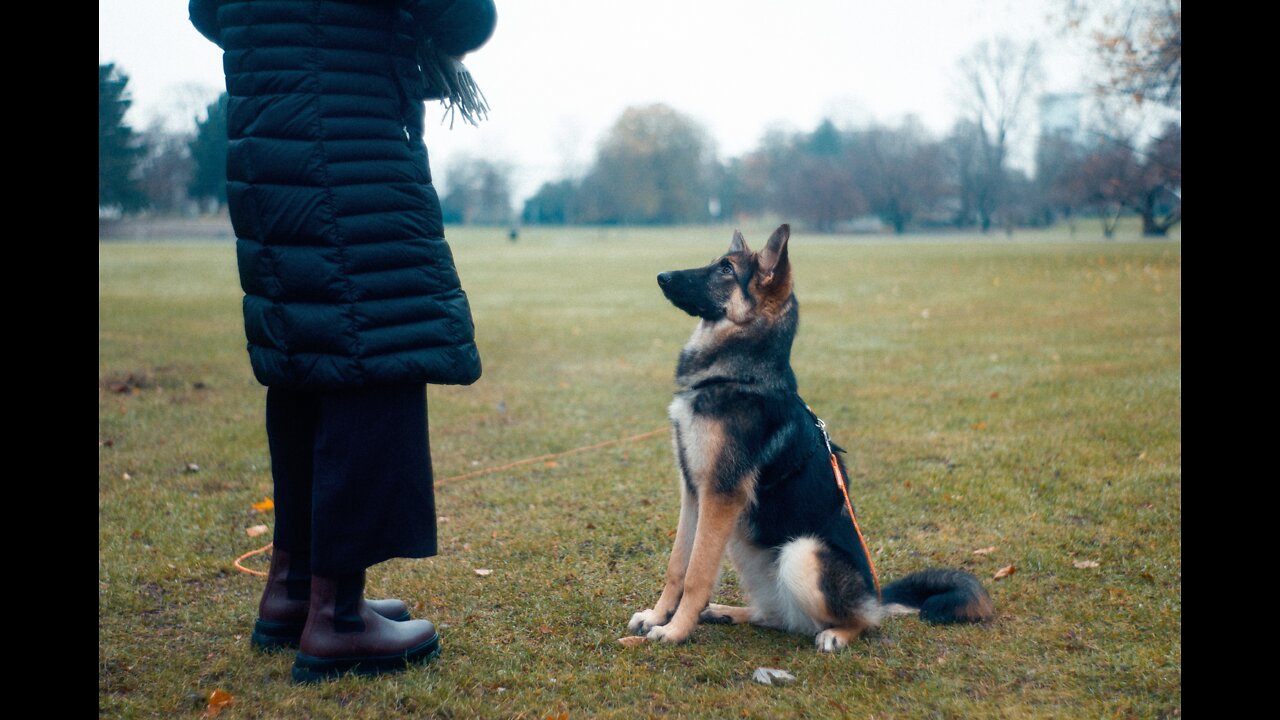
<box><xmin>719</xmin><ymin>262</ymin><xmax>734</xmax><ymax>276</ymax></box>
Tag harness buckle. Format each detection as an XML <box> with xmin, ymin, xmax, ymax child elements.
<box><xmin>806</xmin><ymin>404</ymin><xmax>836</xmax><ymax>455</ymax></box>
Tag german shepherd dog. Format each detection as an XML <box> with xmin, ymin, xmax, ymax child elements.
<box><xmin>629</xmin><ymin>225</ymin><xmax>993</xmax><ymax>651</ymax></box>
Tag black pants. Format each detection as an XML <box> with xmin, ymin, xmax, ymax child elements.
<box><xmin>266</xmin><ymin>385</ymin><xmax>437</xmax><ymax>575</ymax></box>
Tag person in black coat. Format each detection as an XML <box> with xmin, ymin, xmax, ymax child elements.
<box><xmin>190</xmin><ymin>0</ymin><xmax>496</xmax><ymax>682</ymax></box>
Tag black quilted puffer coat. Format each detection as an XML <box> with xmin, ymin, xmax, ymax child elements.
<box><xmin>190</xmin><ymin>0</ymin><xmax>494</xmax><ymax>389</ymax></box>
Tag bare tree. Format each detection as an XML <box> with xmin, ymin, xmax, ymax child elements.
<box><xmin>957</xmin><ymin>38</ymin><xmax>1043</xmax><ymax>232</ymax></box>
<box><xmin>136</xmin><ymin>120</ymin><xmax>195</xmax><ymax>213</ymax></box>
<box><xmin>1070</xmin><ymin>121</ymin><xmax>1179</xmax><ymax>238</ymax></box>
<box><xmin>1078</xmin><ymin>138</ymin><xmax>1139</xmax><ymax>237</ymax></box>
<box><xmin>1035</xmin><ymin>131</ymin><xmax>1089</xmax><ymax>232</ymax></box>
<box><xmin>1065</xmin><ymin>0</ymin><xmax>1181</xmax><ymax>109</ymax></box>
<box><xmin>581</xmin><ymin>104</ymin><xmax>715</xmax><ymax>225</ymax></box>
<box><xmin>853</xmin><ymin>118</ymin><xmax>947</xmax><ymax>234</ymax></box>
<box><xmin>442</xmin><ymin>155</ymin><xmax>514</xmax><ymax>225</ymax></box>
<box><xmin>765</xmin><ymin>121</ymin><xmax>865</xmax><ymax>232</ymax></box>
<box><xmin>1135</xmin><ymin>122</ymin><xmax>1180</xmax><ymax>236</ymax></box>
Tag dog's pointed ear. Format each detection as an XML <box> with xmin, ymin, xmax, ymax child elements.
<box><xmin>757</xmin><ymin>224</ymin><xmax>790</xmax><ymax>284</ymax></box>
<box><xmin>728</xmin><ymin>230</ymin><xmax>750</xmax><ymax>255</ymax></box>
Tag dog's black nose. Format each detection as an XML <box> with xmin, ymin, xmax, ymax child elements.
<box><xmin>657</xmin><ymin>272</ymin><xmax>672</xmax><ymax>287</ymax></box>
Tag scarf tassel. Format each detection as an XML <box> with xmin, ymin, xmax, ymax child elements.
<box><xmin>418</xmin><ymin>41</ymin><xmax>490</xmax><ymax>128</ymax></box>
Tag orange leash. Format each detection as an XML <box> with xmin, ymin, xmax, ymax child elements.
<box><xmin>810</xmin><ymin>408</ymin><xmax>881</xmax><ymax>597</ymax></box>
<box><xmin>828</xmin><ymin>450</ymin><xmax>881</xmax><ymax>596</ymax></box>
<box><xmin>232</xmin><ymin>426</ymin><xmax>671</xmax><ymax>576</ymax></box>
<box><xmin>234</xmin><ymin>542</ymin><xmax>272</xmax><ymax>577</ymax></box>
<box><xmin>436</xmin><ymin>427</ymin><xmax>668</xmax><ymax>485</ymax></box>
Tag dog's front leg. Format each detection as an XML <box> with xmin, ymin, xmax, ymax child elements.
<box><xmin>629</xmin><ymin>485</ymin><xmax>698</xmax><ymax>634</ymax></box>
<box><xmin>647</xmin><ymin>490</ymin><xmax>745</xmax><ymax>644</ymax></box>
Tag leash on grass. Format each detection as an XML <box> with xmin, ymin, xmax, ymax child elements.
<box><xmin>233</xmin><ymin>426</ymin><xmax>671</xmax><ymax>577</ymax></box>
<box><xmin>808</xmin><ymin>407</ymin><xmax>881</xmax><ymax>598</ymax></box>
<box><xmin>434</xmin><ymin>427</ymin><xmax>669</xmax><ymax>485</ymax></box>
<box><xmin>234</xmin><ymin>545</ymin><xmax>272</xmax><ymax>577</ymax></box>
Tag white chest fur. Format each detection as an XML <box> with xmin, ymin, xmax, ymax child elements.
<box><xmin>668</xmin><ymin>392</ymin><xmax>721</xmax><ymax>484</ymax></box>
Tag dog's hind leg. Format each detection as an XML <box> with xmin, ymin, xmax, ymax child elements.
<box><xmin>776</xmin><ymin>536</ymin><xmax>881</xmax><ymax>652</ymax></box>
<box><xmin>629</xmin><ymin>485</ymin><xmax>698</xmax><ymax>634</ymax></box>
<box><xmin>647</xmin><ymin>491</ymin><xmax>746</xmax><ymax>644</ymax></box>
<box><xmin>699</xmin><ymin>604</ymin><xmax>752</xmax><ymax>624</ymax></box>
<box><xmin>813</xmin><ymin>623</ymin><xmax>874</xmax><ymax>652</ymax></box>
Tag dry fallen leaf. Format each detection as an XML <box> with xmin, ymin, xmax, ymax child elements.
<box><xmin>544</xmin><ymin>461</ymin><xmax>559</xmax><ymax>469</ymax></box>
<box><xmin>1073</xmin><ymin>560</ymin><xmax>1100</xmax><ymax>569</ymax></box>
<box><xmin>204</xmin><ymin>689</ymin><xmax>233</xmax><ymax>717</ymax></box>
<box><xmin>971</xmin><ymin>422</ymin><xmax>987</xmax><ymax>430</ymax></box>
<box><xmin>752</xmin><ymin>667</ymin><xmax>796</xmax><ymax>686</ymax></box>
<box><xmin>251</xmin><ymin>498</ymin><xmax>275</xmax><ymax>513</ymax></box>
<box><xmin>972</xmin><ymin>546</ymin><xmax>997</xmax><ymax>555</ymax></box>
<box><xmin>186</xmin><ymin>463</ymin><xmax>201</xmax><ymax>473</ymax></box>
<box><xmin>616</xmin><ymin>636</ymin><xmax>646</xmax><ymax>648</ymax></box>
<box><xmin>474</xmin><ymin>568</ymin><xmax>493</xmax><ymax>577</ymax></box>
<box><xmin>993</xmin><ymin>564</ymin><xmax>1016</xmax><ymax>580</ymax></box>
<box><xmin>245</xmin><ymin>525</ymin><xmax>269</xmax><ymax>538</ymax></box>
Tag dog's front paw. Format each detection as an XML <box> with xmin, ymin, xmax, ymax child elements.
<box><xmin>647</xmin><ymin>622</ymin><xmax>691</xmax><ymax>644</ymax></box>
<box><xmin>629</xmin><ymin>609</ymin><xmax>665</xmax><ymax>634</ymax></box>
<box><xmin>814</xmin><ymin>629</ymin><xmax>849</xmax><ymax>653</ymax></box>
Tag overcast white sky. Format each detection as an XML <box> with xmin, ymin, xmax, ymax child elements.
<box><xmin>100</xmin><ymin>0</ymin><xmax>1095</xmax><ymax>199</ymax></box>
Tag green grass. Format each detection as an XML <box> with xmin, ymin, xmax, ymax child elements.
<box><xmin>99</xmin><ymin>227</ymin><xmax>1181</xmax><ymax>718</ymax></box>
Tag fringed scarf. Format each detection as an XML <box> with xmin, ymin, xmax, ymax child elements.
<box><xmin>417</xmin><ymin>38</ymin><xmax>489</xmax><ymax>128</ymax></box>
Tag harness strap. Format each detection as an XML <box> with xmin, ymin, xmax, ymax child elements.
<box><xmin>808</xmin><ymin>406</ymin><xmax>881</xmax><ymax>598</ymax></box>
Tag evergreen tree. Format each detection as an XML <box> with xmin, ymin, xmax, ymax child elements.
<box><xmin>188</xmin><ymin>93</ymin><xmax>229</xmax><ymax>208</ymax></box>
<box><xmin>99</xmin><ymin>64</ymin><xmax>146</xmax><ymax>212</ymax></box>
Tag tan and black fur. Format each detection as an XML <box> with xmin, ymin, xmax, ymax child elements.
<box><xmin>629</xmin><ymin>225</ymin><xmax>993</xmax><ymax>651</ymax></box>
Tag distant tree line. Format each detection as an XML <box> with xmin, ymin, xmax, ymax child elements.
<box><xmin>99</xmin><ymin>63</ymin><xmax>227</xmax><ymax>217</ymax></box>
<box><xmin>102</xmin><ymin>5</ymin><xmax>1179</xmax><ymax>237</ymax></box>
<box><xmin>516</xmin><ymin>102</ymin><xmax>1179</xmax><ymax>237</ymax></box>
<box><xmin>514</xmin><ymin>21</ymin><xmax>1179</xmax><ymax>237</ymax></box>
<box><xmin>1037</xmin><ymin>120</ymin><xmax>1179</xmax><ymax>238</ymax></box>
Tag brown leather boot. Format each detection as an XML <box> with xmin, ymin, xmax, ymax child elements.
<box><xmin>251</xmin><ymin>549</ymin><xmax>412</xmax><ymax>651</ymax></box>
<box><xmin>292</xmin><ymin>571</ymin><xmax>440</xmax><ymax>682</ymax></box>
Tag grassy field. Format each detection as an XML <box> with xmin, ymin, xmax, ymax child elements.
<box><xmin>99</xmin><ymin>226</ymin><xmax>1181</xmax><ymax>718</ymax></box>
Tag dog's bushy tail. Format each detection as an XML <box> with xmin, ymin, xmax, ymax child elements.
<box><xmin>880</xmin><ymin>569</ymin><xmax>994</xmax><ymax>624</ymax></box>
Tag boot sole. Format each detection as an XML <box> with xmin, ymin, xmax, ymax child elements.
<box><xmin>291</xmin><ymin>633</ymin><xmax>440</xmax><ymax>683</ymax></box>
<box><xmin>252</xmin><ymin>619</ymin><xmax>304</xmax><ymax>652</ymax></box>
<box><xmin>252</xmin><ymin>611</ymin><xmax>413</xmax><ymax>652</ymax></box>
